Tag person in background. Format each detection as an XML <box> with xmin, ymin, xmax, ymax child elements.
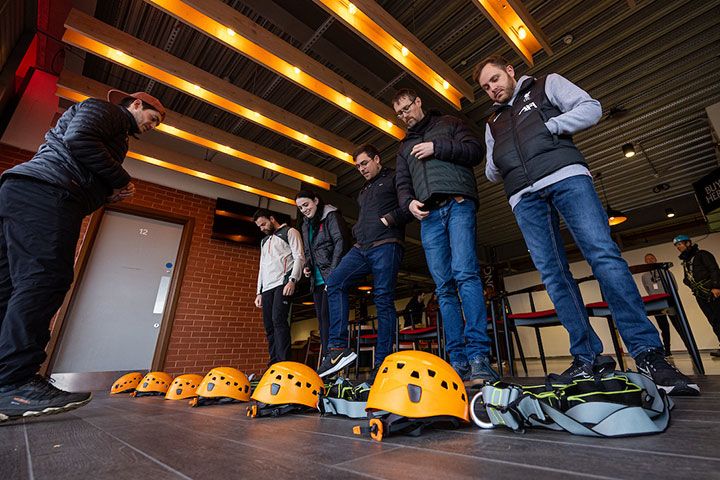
<box><xmin>641</xmin><ymin>253</ymin><xmax>685</xmax><ymax>357</ymax></box>
<box><xmin>425</xmin><ymin>293</ymin><xmax>440</xmax><ymax>327</ymax></box>
<box><xmin>0</xmin><ymin>89</ymin><xmax>165</xmax><ymax>422</ymax></box>
<box><xmin>403</xmin><ymin>291</ymin><xmax>425</xmax><ymax>329</ymax></box>
<box><xmin>295</xmin><ymin>190</ymin><xmax>351</xmax><ymax>360</ymax></box>
<box><xmin>254</xmin><ymin>209</ymin><xmax>305</xmax><ymax>365</ymax></box>
<box><xmin>674</xmin><ymin>235</ymin><xmax>720</xmax><ymax>357</ymax></box>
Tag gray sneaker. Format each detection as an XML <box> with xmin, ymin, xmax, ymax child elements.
<box><xmin>467</xmin><ymin>356</ymin><xmax>500</xmax><ymax>387</ymax></box>
<box><xmin>451</xmin><ymin>362</ymin><xmax>470</xmax><ymax>382</ymax></box>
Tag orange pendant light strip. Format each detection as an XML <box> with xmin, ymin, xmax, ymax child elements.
<box><xmin>313</xmin><ymin>0</ymin><xmax>474</xmax><ymax>109</ymax></box>
<box><xmin>63</xmin><ymin>9</ymin><xmax>355</xmax><ymax>164</ymax></box>
<box><xmin>470</xmin><ymin>0</ymin><xmax>553</xmax><ymax>67</ymax></box>
<box><xmin>146</xmin><ymin>0</ymin><xmax>405</xmax><ymax>140</ymax></box>
<box><xmin>55</xmin><ymin>70</ymin><xmax>335</xmax><ymax>189</ymax></box>
<box><xmin>126</xmin><ymin>141</ymin><xmax>297</xmax><ymax>205</ymax></box>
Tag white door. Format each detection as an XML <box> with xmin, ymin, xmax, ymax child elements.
<box><xmin>52</xmin><ymin>211</ymin><xmax>183</xmax><ymax>373</ymax></box>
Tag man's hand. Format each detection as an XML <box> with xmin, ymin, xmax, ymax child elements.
<box><xmin>107</xmin><ymin>182</ymin><xmax>136</xmax><ymax>203</ymax></box>
<box><xmin>410</xmin><ymin>142</ymin><xmax>434</xmax><ymax>160</ymax></box>
<box><xmin>409</xmin><ymin>200</ymin><xmax>429</xmax><ymax>221</ymax></box>
<box><xmin>283</xmin><ymin>281</ymin><xmax>296</xmax><ymax>296</ymax></box>
<box><xmin>303</xmin><ymin>267</ymin><xmax>311</xmax><ymax>277</ymax></box>
<box><xmin>712</xmin><ymin>288</ymin><xmax>720</xmax><ymax>298</ymax></box>
<box><xmin>380</xmin><ymin>217</ymin><xmax>389</xmax><ymax>227</ymax></box>
<box><xmin>254</xmin><ymin>294</ymin><xmax>262</xmax><ymax>308</ymax></box>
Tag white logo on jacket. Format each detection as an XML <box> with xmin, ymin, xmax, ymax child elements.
<box><xmin>518</xmin><ymin>102</ymin><xmax>537</xmax><ymax>115</ymax></box>
<box><xmin>523</xmin><ymin>91</ymin><xmax>532</xmax><ymax>102</ymax></box>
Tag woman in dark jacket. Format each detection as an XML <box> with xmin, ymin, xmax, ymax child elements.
<box><xmin>295</xmin><ymin>190</ymin><xmax>351</xmax><ymax>358</ymax></box>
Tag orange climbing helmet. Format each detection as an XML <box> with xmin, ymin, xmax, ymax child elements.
<box><xmin>190</xmin><ymin>367</ymin><xmax>251</xmax><ymax>407</ymax></box>
<box><xmin>110</xmin><ymin>372</ymin><xmax>144</xmax><ymax>394</ymax></box>
<box><xmin>132</xmin><ymin>371</ymin><xmax>174</xmax><ymax>397</ymax></box>
<box><xmin>367</xmin><ymin>350</ymin><xmax>470</xmax><ymax>422</ymax></box>
<box><xmin>247</xmin><ymin>362</ymin><xmax>324</xmax><ymax>416</ymax></box>
<box><xmin>165</xmin><ymin>374</ymin><xmax>204</xmax><ymax>400</ymax></box>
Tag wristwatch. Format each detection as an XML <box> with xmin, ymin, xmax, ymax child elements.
<box><xmin>289</xmin><ymin>278</ymin><xmax>296</xmax><ymax>283</ymax></box>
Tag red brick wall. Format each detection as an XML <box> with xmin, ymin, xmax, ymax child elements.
<box><xmin>0</xmin><ymin>143</ymin><xmax>268</xmax><ymax>376</ymax></box>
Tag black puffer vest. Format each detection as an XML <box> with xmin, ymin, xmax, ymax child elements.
<box><xmin>488</xmin><ymin>76</ymin><xmax>587</xmax><ymax>198</ymax></box>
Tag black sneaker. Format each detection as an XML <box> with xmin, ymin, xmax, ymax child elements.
<box><xmin>317</xmin><ymin>348</ymin><xmax>357</xmax><ymax>378</ymax></box>
<box><xmin>0</xmin><ymin>375</ymin><xmax>92</xmax><ymax>422</ymax></box>
<box><xmin>635</xmin><ymin>349</ymin><xmax>700</xmax><ymax>396</ymax></box>
<box><xmin>466</xmin><ymin>356</ymin><xmax>500</xmax><ymax>387</ymax></box>
<box><xmin>547</xmin><ymin>355</ymin><xmax>616</xmax><ymax>384</ymax></box>
<box><xmin>366</xmin><ymin>366</ymin><xmax>379</xmax><ymax>385</ymax></box>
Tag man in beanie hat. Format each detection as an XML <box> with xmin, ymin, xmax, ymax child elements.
<box><xmin>0</xmin><ymin>88</ymin><xmax>164</xmax><ymax>422</ymax></box>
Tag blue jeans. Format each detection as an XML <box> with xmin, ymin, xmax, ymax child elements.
<box><xmin>513</xmin><ymin>175</ymin><xmax>662</xmax><ymax>362</ymax></box>
<box><xmin>421</xmin><ymin>198</ymin><xmax>491</xmax><ymax>365</ymax></box>
<box><xmin>326</xmin><ymin>243</ymin><xmax>403</xmax><ymax>367</ymax></box>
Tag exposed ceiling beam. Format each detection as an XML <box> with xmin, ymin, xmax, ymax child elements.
<box><xmin>128</xmin><ymin>140</ymin><xmax>297</xmax><ymax>204</ymax></box>
<box><xmin>312</xmin><ymin>0</ymin><xmax>475</xmax><ymax>108</ymax></box>
<box><xmin>55</xmin><ymin>69</ymin><xmax>336</xmax><ymax>188</ymax></box>
<box><xmin>145</xmin><ymin>0</ymin><xmax>405</xmax><ymax>140</ymax></box>
<box><xmin>470</xmin><ymin>0</ymin><xmax>553</xmax><ymax>67</ymax></box>
<box><xmin>63</xmin><ymin>8</ymin><xmax>356</xmax><ymax>164</ymax></box>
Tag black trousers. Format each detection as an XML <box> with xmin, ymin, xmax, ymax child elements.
<box><xmin>312</xmin><ymin>286</ymin><xmax>329</xmax><ymax>359</ymax></box>
<box><xmin>261</xmin><ymin>284</ymin><xmax>292</xmax><ymax>364</ymax></box>
<box><xmin>696</xmin><ymin>295</ymin><xmax>720</xmax><ymax>344</ymax></box>
<box><xmin>0</xmin><ymin>178</ymin><xmax>84</xmax><ymax>385</ymax></box>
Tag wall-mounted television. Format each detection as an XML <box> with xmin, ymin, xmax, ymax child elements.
<box><xmin>212</xmin><ymin>198</ymin><xmax>292</xmax><ymax>246</ymax></box>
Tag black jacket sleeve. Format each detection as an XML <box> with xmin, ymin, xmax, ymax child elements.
<box><xmin>325</xmin><ymin>211</ymin><xmax>351</xmax><ymax>270</ymax></box>
<box><xmin>699</xmin><ymin>250</ymin><xmax>720</xmax><ymax>289</ymax></box>
<box><xmin>300</xmin><ymin>222</ymin><xmax>312</xmax><ymax>269</ymax></box>
<box><xmin>432</xmin><ymin>116</ymin><xmax>485</xmax><ymax>168</ymax></box>
<box><xmin>393</xmin><ymin>151</ymin><xmax>416</xmax><ymax>212</ymax></box>
<box><xmin>383</xmin><ymin>171</ymin><xmax>415</xmax><ymax>227</ymax></box>
<box><xmin>64</xmin><ymin>101</ymin><xmax>131</xmax><ymax>189</ymax></box>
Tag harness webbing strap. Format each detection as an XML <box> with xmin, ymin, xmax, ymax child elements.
<box><xmin>472</xmin><ymin>372</ymin><xmax>673</xmax><ymax>437</ymax></box>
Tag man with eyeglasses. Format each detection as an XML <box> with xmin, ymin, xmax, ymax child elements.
<box><xmin>317</xmin><ymin>144</ymin><xmax>412</xmax><ymax>382</ymax></box>
<box><xmin>392</xmin><ymin>88</ymin><xmax>499</xmax><ymax>386</ymax></box>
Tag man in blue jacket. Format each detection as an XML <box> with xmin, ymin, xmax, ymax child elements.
<box><xmin>0</xmin><ymin>89</ymin><xmax>165</xmax><ymax>422</ymax></box>
<box><xmin>317</xmin><ymin>144</ymin><xmax>412</xmax><ymax>381</ymax></box>
<box><xmin>474</xmin><ymin>55</ymin><xmax>698</xmax><ymax>395</ymax></box>
<box><xmin>392</xmin><ymin>88</ymin><xmax>499</xmax><ymax>386</ymax></box>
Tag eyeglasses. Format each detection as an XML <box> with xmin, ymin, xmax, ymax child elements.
<box><xmin>355</xmin><ymin>159</ymin><xmax>372</xmax><ymax>170</ymax></box>
<box><xmin>395</xmin><ymin>97</ymin><xmax>417</xmax><ymax>118</ymax></box>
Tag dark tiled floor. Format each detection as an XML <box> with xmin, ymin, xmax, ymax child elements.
<box><xmin>3</xmin><ymin>358</ymin><xmax>720</xmax><ymax>479</ymax></box>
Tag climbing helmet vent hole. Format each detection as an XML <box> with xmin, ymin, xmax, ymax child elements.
<box><xmin>276</xmin><ymin>375</ymin><xmax>282</xmax><ymax>380</ymax></box>
<box><xmin>288</xmin><ymin>374</ymin><xmax>294</xmax><ymax>379</ymax></box>
<box><xmin>397</xmin><ymin>362</ymin><xmax>405</xmax><ymax>370</ymax></box>
<box><xmin>440</xmin><ymin>381</ymin><xmax>448</xmax><ymax>389</ymax></box>
<box><xmin>306</xmin><ymin>382</ymin><xmax>312</xmax><ymax>388</ymax></box>
<box><xmin>295</xmin><ymin>381</ymin><xmax>302</xmax><ymax>387</ymax></box>
<box><xmin>382</xmin><ymin>367</ymin><xmax>388</xmax><ymax>373</ymax></box>
<box><xmin>427</xmin><ymin>369</ymin><xmax>436</xmax><ymax>377</ymax></box>
<box><xmin>452</xmin><ymin>382</ymin><xmax>458</xmax><ymax>390</ymax></box>
<box><xmin>461</xmin><ymin>393</ymin><xmax>466</xmax><ymax>401</ymax></box>
<box><xmin>410</xmin><ymin>370</ymin><xmax>420</xmax><ymax>379</ymax></box>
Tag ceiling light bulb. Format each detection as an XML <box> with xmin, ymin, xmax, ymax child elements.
<box><xmin>622</xmin><ymin>142</ymin><xmax>636</xmax><ymax>158</ymax></box>
<box><xmin>193</xmin><ymin>84</ymin><xmax>201</xmax><ymax>91</ymax></box>
<box><xmin>386</xmin><ymin>120</ymin><xmax>393</xmax><ymax>128</ymax></box>
<box><xmin>665</xmin><ymin>208</ymin><xmax>675</xmax><ymax>218</ymax></box>
<box><xmin>345</xmin><ymin>96</ymin><xmax>352</xmax><ymax>104</ymax></box>
<box><xmin>401</xmin><ymin>46</ymin><xmax>409</xmax><ymax>57</ymax></box>
<box><xmin>227</xmin><ymin>28</ymin><xmax>235</xmax><ymax>37</ymax></box>
<box><xmin>348</xmin><ymin>3</ymin><xmax>357</xmax><ymax>15</ymax></box>
<box><xmin>293</xmin><ymin>66</ymin><xmax>301</xmax><ymax>75</ymax></box>
<box><xmin>517</xmin><ymin>26</ymin><xmax>527</xmax><ymax>40</ymax></box>
<box><xmin>113</xmin><ymin>49</ymin><xmax>124</xmax><ymax>58</ymax></box>
<box><xmin>442</xmin><ymin>80</ymin><xmax>449</xmax><ymax>90</ymax></box>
